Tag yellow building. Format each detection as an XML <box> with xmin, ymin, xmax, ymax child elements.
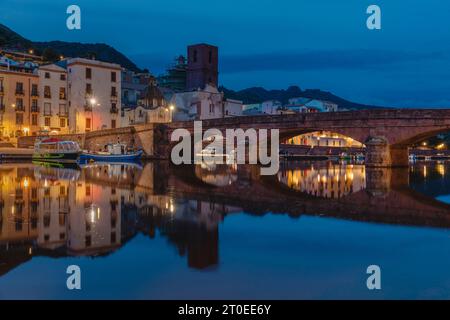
<box><xmin>0</xmin><ymin>65</ymin><xmax>40</xmax><ymax>141</ymax></box>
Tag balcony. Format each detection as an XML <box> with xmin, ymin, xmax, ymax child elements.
<box><xmin>59</xmin><ymin>111</ymin><xmax>69</xmax><ymax>117</ymax></box>
<box><xmin>110</xmin><ymin>107</ymin><xmax>119</xmax><ymax>114</ymax></box>
<box><xmin>15</xmin><ymin>89</ymin><xmax>24</xmax><ymax>96</ymax></box>
<box><xmin>31</xmin><ymin>106</ymin><xmax>40</xmax><ymax>113</ymax></box>
<box><xmin>111</xmin><ymin>92</ymin><xmax>118</xmax><ymax>99</ymax></box>
<box><xmin>85</xmin><ymin>90</ymin><xmax>93</xmax><ymax>98</ymax></box>
<box><xmin>59</xmin><ymin>94</ymin><xmax>67</xmax><ymax>100</ymax></box>
<box><xmin>0</xmin><ymin>86</ymin><xmax>4</xmax><ymax>95</ymax></box>
<box><xmin>31</xmin><ymin>90</ymin><xmax>39</xmax><ymax>97</ymax></box>
<box><xmin>84</xmin><ymin>104</ymin><xmax>92</xmax><ymax>112</ymax></box>
<box><xmin>44</xmin><ymin>93</ymin><xmax>51</xmax><ymax>99</ymax></box>
<box><xmin>0</xmin><ymin>104</ymin><xmax>5</xmax><ymax>112</ymax></box>
<box><xmin>43</xmin><ymin>111</ymin><xmax>52</xmax><ymax>116</ymax></box>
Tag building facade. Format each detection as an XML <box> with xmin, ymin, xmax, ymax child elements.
<box><xmin>66</xmin><ymin>58</ymin><xmax>121</xmax><ymax>133</ymax></box>
<box><xmin>38</xmin><ymin>64</ymin><xmax>69</xmax><ymax>134</ymax></box>
<box><xmin>0</xmin><ymin>65</ymin><xmax>39</xmax><ymax>140</ymax></box>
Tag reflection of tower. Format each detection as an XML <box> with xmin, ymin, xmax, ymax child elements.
<box><xmin>186</xmin><ymin>44</ymin><xmax>219</xmax><ymax>91</ymax></box>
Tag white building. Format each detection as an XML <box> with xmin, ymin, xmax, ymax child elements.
<box><xmin>287</xmin><ymin>97</ymin><xmax>338</xmax><ymax>113</ymax></box>
<box><xmin>170</xmin><ymin>84</ymin><xmax>242</xmax><ymax>120</ymax></box>
<box><xmin>66</xmin><ymin>58</ymin><xmax>121</xmax><ymax>133</ymax></box>
<box><xmin>38</xmin><ymin>64</ymin><xmax>69</xmax><ymax>134</ymax></box>
<box><xmin>261</xmin><ymin>100</ymin><xmax>282</xmax><ymax>114</ymax></box>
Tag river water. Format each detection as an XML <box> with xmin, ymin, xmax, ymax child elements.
<box><xmin>0</xmin><ymin>160</ymin><xmax>449</xmax><ymax>299</ymax></box>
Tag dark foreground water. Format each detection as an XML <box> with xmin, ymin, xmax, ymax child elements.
<box><xmin>0</xmin><ymin>160</ymin><xmax>449</xmax><ymax>299</ymax></box>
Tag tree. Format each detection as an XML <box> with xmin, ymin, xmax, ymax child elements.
<box><xmin>42</xmin><ymin>47</ymin><xmax>60</xmax><ymax>62</ymax></box>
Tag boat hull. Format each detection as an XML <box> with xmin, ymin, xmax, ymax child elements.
<box><xmin>32</xmin><ymin>151</ymin><xmax>80</xmax><ymax>164</ymax></box>
<box><xmin>79</xmin><ymin>150</ymin><xmax>143</xmax><ymax>163</ymax></box>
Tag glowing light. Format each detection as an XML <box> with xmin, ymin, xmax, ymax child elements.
<box><xmin>169</xmin><ymin>105</ymin><xmax>175</xmax><ymax>111</ymax></box>
<box><xmin>89</xmin><ymin>98</ymin><xmax>97</xmax><ymax>105</ymax></box>
<box><xmin>23</xmin><ymin>178</ymin><xmax>29</xmax><ymax>188</ymax></box>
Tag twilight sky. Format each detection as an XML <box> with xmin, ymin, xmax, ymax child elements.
<box><xmin>1</xmin><ymin>0</ymin><xmax>450</xmax><ymax>107</ymax></box>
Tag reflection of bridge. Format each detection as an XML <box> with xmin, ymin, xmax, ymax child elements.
<box><xmin>159</xmin><ymin>163</ymin><xmax>450</xmax><ymax>229</ymax></box>
<box><xmin>160</xmin><ymin>109</ymin><xmax>450</xmax><ymax>167</ymax></box>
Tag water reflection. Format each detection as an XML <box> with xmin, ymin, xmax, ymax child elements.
<box><xmin>277</xmin><ymin>162</ymin><xmax>366</xmax><ymax>198</ymax></box>
<box><xmin>0</xmin><ymin>161</ymin><xmax>449</xmax><ymax>296</ymax></box>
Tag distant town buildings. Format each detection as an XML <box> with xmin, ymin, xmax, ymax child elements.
<box><xmin>0</xmin><ymin>44</ymin><xmax>346</xmax><ymax>144</ymax></box>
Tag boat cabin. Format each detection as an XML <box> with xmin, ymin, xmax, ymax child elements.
<box><xmin>35</xmin><ymin>138</ymin><xmax>80</xmax><ymax>153</ymax></box>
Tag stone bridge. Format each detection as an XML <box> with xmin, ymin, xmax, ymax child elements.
<box><xmin>161</xmin><ymin>109</ymin><xmax>450</xmax><ymax>167</ymax></box>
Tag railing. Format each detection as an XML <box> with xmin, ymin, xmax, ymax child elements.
<box><xmin>15</xmin><ymin>89</ymin><xmax>24</xmax><ymax>95</ymax></box>
<box><xmin>59</xmin><ymin>94</ymin><xmax>67</xmax><ymax>100</ymax></box>
<box><xmin>31</xmin><ymin>106</ymin><xmax>40</xmax><ymax>113</ymax></box>
<box><xmin>110</xmin><ymin>107</ymin><xmax>119</xmax><ymax>114</ymax></box>
<box><xmin>84</xmin><ymin>105</ymin><xmax>92</xmax><ymax>111</ymax></box>
<box><xmin>43</xmin><ymin>111</ymin><xmax>52</xmax><ymax>116</ymax></box>
<box><xmin>31</xmin><ymin>90</ymin><xmax>39</xmax><ymax>97</ymax></box>
<box><xmin>15</xmin><ymin>105</ymin><xmax>25</xmax><ymax>112</ymax></box>
<box><xmin>0</xmin><ymin>104</ymin><xmax>5</xmax><ymax>112</ymax></box>
<box><xmin>0</xmin><ymin>86</ymin><xmax>4</xmax><ymax>94</ymax></box>
<box><xmin>59</xmin><ymin>111</ymin><xmax>69</xmax><ymax>117</ymax></box>
<box><xmin>44</xmin><ymin>93</ymin><xmax>51</xmax><ymax>99</ymax></box>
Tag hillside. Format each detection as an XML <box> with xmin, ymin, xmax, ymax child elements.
<box><xmin>220</xmin><ymin>86</ymin><xmax>387</xmax><ymax>110</ymax></box>
<box><xmin>0</xmin><ymin>23</ymin><xmax>140</xmax><ymax>71</ymax></box>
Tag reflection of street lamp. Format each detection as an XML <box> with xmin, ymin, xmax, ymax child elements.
<box><xmin>23</xmin><ymin>127</ymin><xmax>29</xmax><ymax>136</ymax></box>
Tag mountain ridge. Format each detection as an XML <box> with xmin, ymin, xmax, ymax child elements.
<box><xmin>0</xmin><ymin>23</ymin><xmax>140</xmax><ymax>71</ymax></box>
<box><xmin>220</xmin><ymin>86</ymin><xmax>388</xmax><ymax>110</ymax></box>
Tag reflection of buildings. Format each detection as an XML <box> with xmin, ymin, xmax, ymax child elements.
<box><xmin>277</xmin><ymin>163</ymin><xmax>366</xmax><ymax>198</ymax></box>
<box><xmin>0</xmin><ymin>163</ymin><xmax>234</xmax><ymax>275</ymax></box>
<box><xmin>284</xmin><ymin>131</ymin><xmax>364</xmax><ymax>148</ymax></box>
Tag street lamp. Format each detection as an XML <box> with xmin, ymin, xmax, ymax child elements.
<box><xmin>89</xmin><ymin>98</ymin><xmax>100</xmax><ymax>131</ymax></box>
<box><xmin>169</xmin><ymin>105</ymin><xmax>175</xmax><ymax>122</ymax></box>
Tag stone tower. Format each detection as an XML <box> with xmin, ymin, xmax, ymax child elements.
<box><xmin>186</xmin><ymin>44</ymin><xmax>218</xmax><ymax>91</ymax></box>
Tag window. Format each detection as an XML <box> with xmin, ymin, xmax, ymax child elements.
<box><xmin>85</xmin><ymin>185</ymin><xmax>91</xmax><ymax>196</ymax></box>
<box><xmin>31</xmin><ymin>114</ymin><xmax>38</xmax><ymax>126</ymax></box>
<box><xmin>111</xmin><ymin>119</ymin><xmax>116</xmax><ymax>129</ymax></box>
<box><xmin>60</xmin><ymin>74</ymin><xmax>66</xmax><ymax>81</ymax></box>
<box><xmin>16</xmin><ymin>98</ymin><xmax>24</xmax><ymax>110</ymax></box>
<box><xmin>60</xmin><ymin>118</ymin><xmax>66</xmax><ymax>127</ymax></box>
<box><xmin>15</xmin><ymin>82</ymin><xmax>23</xmax><ymax>94</ymax></box>
<box><xmin>31</xmin><ymin>99</ymin><xmax>38</xmax><ymax>112</ymax></box>
<box><xmin>44</xmin><ymin>102</ymin><xmax>51</xmax><ymax>116</ymax></box>
<box><xmin>209</xmin><ymin>50</ymin><xmax>212</xmax><ymax>64</ymax></box>
<box><xmin>193</xmin><ymin>50</ymin><xmax>198</xmax><ymax>63</ymax></box>
<box><xmin>31</xmin><ymin>84</ymin><xmax>38</xmax><ymax>95</ymax></box>
<box><xmin>16</xmin><ymin>113</ymin><xmax>23</xmax><ymax>125</ymax></box>
<box><xmin>45</xmin><ymin>117</ymin><xmax>51</xmax><ymax>127</ymax></box>
<box><xmin>86</xmin><ymin>67</ymin><xmax>92</xmax><ymax>79</ymax></box>
<box><xmin>86</xmin><ymin>83</ymin><xmax>92</xmax><ymax>95</ymax></box>
<box><xmin>59</xmin><ymin>104</ymin><xmax>67</xmax><ymax>116</ymax></box>
<box><xmin>111</xmin><ymin>71</ymin><xmax>116</xmax><ymax>82</ymax></box>
<box><xmin>209</xmin><ymin>104</ymin><xmax>213</xmax><ymax>113</ymax></box>
<box><xmin>59</xmin><ymin>87</ymin><xmax>66</xmax><ymax>100</ymax></box>
<box><xmin>111</xmin><ymin>86</ymin><xmax>117</xmax><ymax>97</ymax></box>
<box><xmin>86</xmin><ymin>118</ymin><xmax>91</xmax><ymax>130</ymax></box>
<box><xmin>44</xmin><ymin>86</ymin><xmax>51</xmax><ymax>98</ymax></box>
<box><xmin>45</xmin><ymin>72</ymin><xmax>50</xmax><ymax>79</ymax></box>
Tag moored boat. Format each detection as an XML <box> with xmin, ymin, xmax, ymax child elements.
<box><xmin>32</xmin><ymin>138</ymin><xmax>81</xmax><ymax>164</ymax></box>
<box><xmin>79</xmin><ymin>143</ymin><xmax>143</xmax><ymax>163</ymax></box>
